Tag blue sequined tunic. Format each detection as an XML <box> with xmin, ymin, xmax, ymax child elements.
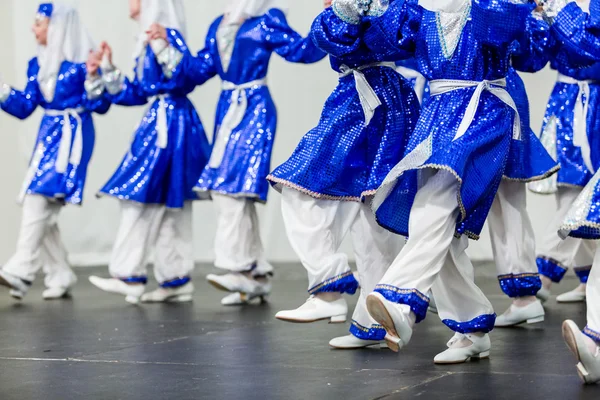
<box><xmin>367</xmin><ymin>0</ymin><xmax>536</xmax><ymax>239</ymax></box>
<box><xmin>532</xmin><ymin>45</ymin><xmax>600</xmax><ymax>191</ymax></box>
<box><xmin>99</xmin><ymin>29</ymin><xmax>211</xmax><ymax>209</ymax></box>
<box><xmin>174</xmin><ymin>9</ymin><xmax>326</xmax><ymax>202</ymax></box>
<box><xmin>267</xmin><ymin>8</ymin><xmax>420</xmax><ymax>201</ymax></box>
<box><xmin>1</xmin><ymin>59</ymin><xmax>110</xmax><ymax>205</ymax></box>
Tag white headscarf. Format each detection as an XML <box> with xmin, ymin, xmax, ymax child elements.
<box><xmin>418</xmin><ymin>0</ymin><xmax>470</xmax><ymax>12</ymax></box>
<box><xmin>37</xmin><ymin>3</ymin><xmax>94</xmax><ymax>102</ymax></box>
<box><xmin>133</xmin><ymin>0</ymin><xmax>187</xmax><ymax>59</ymax></box>
<box><xmin>225</xmin><ymin>0</ymin><xmax>289</xmax><ymax>23</ymax></box>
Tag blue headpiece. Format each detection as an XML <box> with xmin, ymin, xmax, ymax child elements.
<box><xmin>37</xmin><ymin>3</ymin><xmax>54</xmax><ymax>19</ymax></box>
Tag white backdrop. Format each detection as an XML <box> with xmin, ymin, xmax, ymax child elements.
<box><xmin>0</xmin><ymin>0</ymin><xmax>557</xmax><ymax>267</ymax></box>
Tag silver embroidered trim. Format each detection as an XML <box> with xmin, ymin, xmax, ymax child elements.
<box><xmin>540</xmin><ymin>0</ymin><xmax>576</xmax><ymax>24</ymax></box>
<box><xmin>367</xmin><ymin>0</ymin><xmax>390</xmax><ymax>17</ymax></box>
<box><xmin>528</xmin><ymin>116</ymin><xmax>559</xmax><ymax>194</ymax></box>
<box><xmin>84</xmin><ymin>75</ymin><xmax>104</xmax><ymax>100</ymax></box>
<box><xmin>559</xmin><ymin>169</ymin><xmax>600</xmax><ymax>236</ymax></box>
<box><xmin>0</xmin><ymin>83</ymin><xmax>11</xmax><ymax>103</ymax></box>
<box><xmin>217</xmin><ymin>21</ymin><xmax>242</xmax><ymax>74</ymax></box>
<box><xmin>333</xmin><ymin>0</ymin><xmax>370</xmax><ymax>24</ymax></box>
<box><xmin>102</xmin><ymin>67</ymin><xmax>125</xmax><ymax>95</ymax></box>
<box><xmin>436</xmin><ymin>2</ymin><xmax>471</xmax><ymax>60</ymax></box>
<box><xmin>156</xmin><ymin>46</ymin><xmax>183</xmax><ymax>79</ymax></box>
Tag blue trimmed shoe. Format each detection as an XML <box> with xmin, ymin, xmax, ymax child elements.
<box><xmin>563</xmin><ymin>320</ymin><xmax>600</xmax><ymax>384</ymax></box>
<box><xmin>329</xmin><ymin>335</ymin><xmax>387</xmax><ymax>349</ymax></box>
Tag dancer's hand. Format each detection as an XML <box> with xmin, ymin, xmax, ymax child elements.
<box><xmin>146</xmin><ymin>23</ymin><xmax>167</xmax><ymax>41</ymax></box>
<box><xmin>86</xmin><ymin>50</ymin><xmax>102</xmax><ymax>76</ymax></box>
<box><xmin>324</xmin><ymin>0</ymin><xmax>333</xmax><ymax>8</ymax></box>
<box><xmin>534</xmin><ymin>0</ymin><xmax>544</xmax><ymax>12</ymax></box>
<box><xmin>100</xmin><ymin>41</ymin><xmax>113</xmax><ymax>66</ymax></box>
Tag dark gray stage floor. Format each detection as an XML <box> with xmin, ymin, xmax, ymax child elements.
<box><xmin>0</xmin><ymin>263</ymin><xmax>598</xmax><ymax>400</ymax></box>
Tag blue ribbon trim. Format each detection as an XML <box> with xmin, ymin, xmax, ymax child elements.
<box><xmin>120</xmin><ymin>276</ymin><xmax>148</xmax><ymax>285</ymax></box>
<box><xmin>349</xmin><ymin>320</ymin><xmax>386</xmax><ymax>341</ymax></box>
<box><xmin>442</xmin><ymin>314</ymin><xmax>497</xmax><ymax>334</ymax></box>
<box><xmin>373</xmin><ymin>285</ymin><xmax>429</xmax><ymax>323</ymax></box>
<box><xmin>584</xmin><ymin>326</ymin><xmax>600</xmax><ymax>343</ymax></box>
<box><xmin>498</xmin><ymin>273</ymin><xmax>542</xmax><ymax>298</ymax></box>
<box><xmin>574</xmin><ymin>266</ymin><xmax>592</xmax><ymax>284</ymax></box>
<box><xmin>536</xmin><ymin>257</ymin><xmax>567</xmax><ymax>283</ymax></box>
<box><xmin>160</xmin><ymin>276</ymin><xmax>191</xmax><ymax>289</ymax></box>
<box><xmin>308</xmin><ymin>271</ymin><xmax>358</xmax><ymax>295</ymax></box>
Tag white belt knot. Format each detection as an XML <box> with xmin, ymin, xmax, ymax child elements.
<box><xmin>339</xmin><ymin>62</ymin><xmax>396</xmax><ymax>126</ymax></box>
<box><xmin>148</xmin><ymin>94</ymin><xmax>170</xmax><ymax>149</ymax></box>
<box><xmin>557</xmin><ymin>73</ymin><xmax>596</xmax><ymax>172</ymax></box>
<box><xmin>45</xmin><ymin>107</ymin><xmax>85</xmax><ymax>174</ymax></box>
<box><xmin>429</xmin><ymin>78</ymin><xmax>521</xmax><ymax>142</ymax></box>
<box><xmin>208</xmin><ymin>78</ymin><xmax>267</xmax><ymax>169</ymax></box>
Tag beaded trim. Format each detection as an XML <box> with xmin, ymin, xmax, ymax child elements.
<box><xmin>267</xmin><ymin>175</ymin><xmax>363</xmax><ymax>202</ymax></box>
<box><xmin>503</xmin><ymin>164</ymin><xmax>561</xmax><ymax>183</ymax></box>
<box><xmin>373</xmin><ymin>285</ymin><xmax>429</xmax><ymax>323</ymax></box>
<box><xmin>497</xmin><ymin>273</ymin><xmax>542</xmax><ymax>298</ymax></box>
<box><xmin>584</xmin><ymin>326</ymin><xmax>600</xmax><ymax>343</ymax></box>
<box><xmin>536</xmin><ymin>256</ymin><xmax>568</xmax><ymax>283</ymax></box>
<box><xmin>308</xmin><ymin>271</ymin><xmax>359</xmax><ymax>295</ymax></box>
<box><xmin>350</xmin><ymin>320</ymin><xmax>386</xmax><ymax>341</ymax></box>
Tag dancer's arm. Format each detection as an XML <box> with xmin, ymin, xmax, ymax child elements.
<box><xmin>0</xmin><ymin>59</ymin><xmax>42</xmax><ymax>120</ymax></box>
<box><xmin>546</xmin><ymin>0</ymin><xmax>600</xmax><ymax>60</ymax></box>
<box><xmin>82</xmin><ymin>52</ymin><xmax>111</xmax><ymax>115</ymax></box>
<box><xmin>511</xmin><ymin>13</ymin><xmax>551</xmax><ymax>73</ymax></box>
<box><xmin>471</xmin><ymin>0</ymin><xmax>537</xmax><ymax>46</ymax></box>
<box><xmin>264</xmin><ymin>8</ymin><xmax>327</xmax><ymax>63</ymax></box>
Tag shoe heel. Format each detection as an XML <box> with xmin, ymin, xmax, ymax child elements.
<box><xmin>169</xmin><ymin>294</ymin><xmax>193</xmax><ymax>303</ymax></box>
<box><xmin>577</xmin><ymin>362</ymin><xmax>590</xmax><ymax>383</ymax></box>
<box><xmin>526</xmin><ymin>316</ymin><xmax>545</xmax><ymax>324</ymax></box>
<box><xmin>472</xmin><ymin>350</ymin><xmax>490</xmax><ymax>359</ymax></box>
<box><xmin>329</xmin><ymin>314</ymin><xmax>347</xmax><ymax>324</ymax></box>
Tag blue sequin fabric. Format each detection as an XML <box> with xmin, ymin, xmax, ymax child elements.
<box><xmin>368</xmin><ymin>0</ymin><xmax>535</xmax><ymax>239</ymax></box>
<box><xmin>373</xmin><ymin>284</ymin><xmax>429</xmax><ymax>323</ymax></box>
<box><xmin>268</xmin><ymin>8</ymin><xmax>420</xmax><ymax>200</ymax></box>
<box><xmin>395</xmin><ymin>58</ymin><xmax>430</xmax><ymax>103</ymax></box>
<box><xmin>574</xmin><ymin>266</ymin><xmax>592</xmax><ymax>283</ymax></box>
<box><xmin>1</xmin><ymin>59</ymin><xmax>110</xmax><ymax>205</ymax></box>
<box><xmin>536</xmin><ymin>256</ymin><xmax>568</xmax><ymax>282</ymax></box>
<box><xmin>442</xmin><ymin>313</ymin><xmax>497</xmax><ymax>334</ymax></box>
<box><xmin>498</xmin><ymin>273</ymin><xmax>542</xmax><ymax>298</ymax></box>
<box><xmin>175</xmin><ymin>9</ymin><xmax>325</xmax><ymax>202</ymax></box>
<box><xmin>350</xmin><ymin>320</ymin><xmax>386</xmax><ymax>341</ymax></box>
<box><xmin>99</xmin><ymin>29</ymin><xmax>211</xmax><ymax>209</ymax></box>
<box><xmin>552</xmin><ymin>1</ymin><xmax>600</xmax><ymax>61</ymax></box>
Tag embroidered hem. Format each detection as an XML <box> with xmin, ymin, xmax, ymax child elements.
<box><xmin>193</xmin><ymin>188</ymin><xmax>266</xmax><ymax>204</ymax></box>
<box><xmin>497</xmin><ymin>273</ymin><xmax>542</xmax><ymax>298</ymax></box>
<box><xmin>267</xmin><ymin>175</ymin><xmax>366</xmax><ymax>202</ymax></box>
<box><xmin>442</xmin><ymin>314</ymin><xmax>497</xmax><ymax>334</ymax></box>
<box><xmin>308</xmin><ymin>271</ymin><xmax>359</xmax><ymax>295</ymax></box>
<box><xmin>96</xmin><ymin>192</ymin><xmax>206</xmax><ymax>209</ymax></box>
<box><xmin>349</xmin><ymin>320</ymin><xmax>386</xmax><ymax>341</ymax></box>
<box><xmin>160</xmin><ymin>276</ymin><xmax>191</xmax><ymax>288</ymax></box>
<box><xmin>502</xmin><ymin>164</ymin><xmax>561</xmax><ymax>183</ymax></box>
<box><xmin>584</xmin><ymin>326</ymin><xmax>600</xmax><ymax>343</ymax></box>
<box><xmin>373</xmin><ymin>285</ymin><xmax>429</xmax><ymax>323</ymax></box>
<box><xmin>574</xmin><ymin>266</ymin><xmax>592</xmax><ymax>284</ymax></box>
<box><xmin>536</xmin><ymin>256</ymin><xmax>568</xmax><ymax>283</ymax></box>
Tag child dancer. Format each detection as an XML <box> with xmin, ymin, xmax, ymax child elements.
<box><xmin>489</xmin><ymin>13</ymin><xmax>559</xmax><ymax>327</ymax></box>
<box><xmin>0</xmin><ymin>3</ymin><xmax>109</xmax><ymax>300</ymax></box>
<box><xmin>268</xmin><ymin>1</ymin><xmax>419</xmax><ymax>349</ymax></box>
<box><xmin>537</xmin><ymin>0</ymin><xmax>600</xmax><ymax>385</ymax></box>
<box><xmin>88</xmin><ymin>0</ymin><xmax>211</xmax><ymax>304</ymax></box>
<box><xmin>166</xmin><ymin>0</ymin><xmax>326</xmax><ymax>306</ymax></box>
<box><xmin>350</xmin><ymin>0</ymin><xmax>536</xmax><ymax>363</ymax></box>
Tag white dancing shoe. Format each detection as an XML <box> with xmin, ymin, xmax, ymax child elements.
<box><xmin>434</xmin><ymin>332</ymin><xmax>491</xmax><ymax>364</ymax></box>
<box><xmin>563</xmin><ymin>320</ymin><xmax>600</xmax><ymax>384</ymax></box>
<box><xmin>88</xmin><ymin>276</ymin><xmax>145</xmax><ymax>304</ymax></box>
<box><xmin>221</xmin><ymin>292</ymin><xmax>269</xmax><ymax>306</ymax></box>
<box><xmin>207</xmin><ymin>272</ymin><xmax>271</xmax><ymax>294</ymax></box>
<box><xmin>0</xmin><ymin>270</ymin><xmax>30</xmax><ymax>299</ymax></box>
<box><xmin>42</xmin><ymin>287</ymin><xmax>71</xmax><ymax>300</ymax></box>
<box><xmin>275</xmin><ymin>296</ymin><xmax>348</xmax><ymax>323</ymax></box>
<box><xmin>329</xmin><ymin>334</ymin><xmax>387</xmax><ymax>349</ymax></box>
<box><xmin>141</xmin><ymin>283</ymin><xmax>194</xmax><ymax>303</ymax></box>
<box><xmin>494</xmin><ymin>300</ymin><xmax>545</xmax><ymax>327</ymax></box>
<box><xmin>366</xmin><ymin>292</ymin><xmax>413</xmax><ymax>352</ymax></box>
<box><xmin>557</xmin><ymin>285</ymin><xmax>587</xmax><ymax>303</ymax></box>
<box><xmin>536</xmin><ymin>286</ymin><xmax>551</xmax><ymax>303</ymax></box>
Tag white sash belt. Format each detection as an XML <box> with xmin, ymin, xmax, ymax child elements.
<box><xmin>45</xmin><ymin>107</ymin><xmax>85</xmax><ymax>174</ymax></box>
<box><xmin>148</xmin><ymin>94</ymin><xmax>169</xmax><ymax>149</ymax></box>
<box><xmin>557</xmin><ymin>73</ymin><xmax>596</xmax><ymax>172</ymax></box>
<box><xmin>339</xmin><ymin>62</ymin><xmax>396</xmax><ymax>126</ymax></box>
<box><xmin>429</xmin><ymin>78</ymin><xmax>521</xmax><ymax>141</ymax></box>
<box><xmin>209</xmin><ymin>78</ymin><xmax>267</xmax><ymax>169</ymax></box>
<box><xmin>396</xmin><ymin>65</ymin><xmax>427</xmax><ymax>104</ymax></box>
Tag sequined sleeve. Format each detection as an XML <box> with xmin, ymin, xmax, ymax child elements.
<box><xmin>471</xmin><ymin>0</ymin><xmax>536</xmax><ymax>46</ymax></box>
<box><xmin>170</xmin><ymin>24</ymin><xmax>218</xmax><ymax>87</ymax></box>
<box><xmin>551</xmin><ymin>1</ymin><xmax>600</xmax><ymax>61</ymax></box>
<box><xmin>0</xmin><ymin>59</ymin><xmax>41</xmax><ymax>120</ymax></box>
<box><xmin>109</xmin><ymin>67</ymin><xmax>148</xmax><ymax>107</ymax></box>
<box><xmin>263</xmin><ymin>8</ymin><xmax>327</xmax><ymax>64</ymax></box>
<box><xmin>511</xmin><ymin>14</ymin><xmax>551</xmax><ymax>73</ymax></box>
<box><xmin>362</xmin><ymin>0</ymin><xmax>420</xmax><ymax>59</ymax></box>
<box><xmin>81</xmin><ymin>64</ymin><xmax>111</xmax><ymax>115</ymax></box>
<box><xmin>152</xmin><ymin>29</ymin><xmax>186</xmax><ymax>80</ymax></box>
<box><xmin>310</xmin><ymin>7</ymin><xmax>362</xmax><ymax>57</ymax></box>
